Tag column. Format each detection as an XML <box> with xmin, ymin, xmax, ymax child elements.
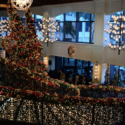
<box><xmin>92</xmin><ymin>62</ymin><xmax>107</xmax><ymax>84</ymax></box>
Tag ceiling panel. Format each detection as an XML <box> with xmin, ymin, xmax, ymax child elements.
<box><xmin>0</xmin><ymin>0</ymin><xmax>93</xmax><ymax>11</ymax></box>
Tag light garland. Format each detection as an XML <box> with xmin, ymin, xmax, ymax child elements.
<box><xmin>11</xmin><ymin>0</ymin><xmax>33</xmax><ymax>10</ymax></box>
<box><xmin>67</xmin><ymin>46</ymin><xmax>75</xmax><ymax>56</ymax></box>
<box><xmin>37</xmin><ymin>17</ymin><xmax>59</xmax><ymax>46</ymax></box>
<box><xmin>104</xmin><ymin>0</ymin><xmax>125</xmax><ymax>55</ymax></box>
<box><xmin>95</xmin><ymin>62</ymin><xmax>98</xmax><ymax>80</ymax></box>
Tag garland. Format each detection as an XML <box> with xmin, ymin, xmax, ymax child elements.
<box><xmin>67</xmin><ymin>46</ymin><xmax>75</xmax><ymax>56</ymax></box>
<box><xmin>0</xmin><ymin>57</ymin><xmax>80</xmax><ymax>95</ymax></box>
<box><xmin>0</xmin><ymin>0</ymin><xmax>80</xmax><ymax>96</ymax></box>
<box><xmin>0</xmin><ymin>85</ymin><xmax>125</xmax><ymax>107</ymax></box>
<box><xmin>78</xmin><ymin>84</ymin><xmax>125</xmax><ymax>93</ymax></box>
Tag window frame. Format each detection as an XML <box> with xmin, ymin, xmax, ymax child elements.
<box><xmin>56</xmin><ymin>12</ymin><xmax>95</xmax><ymax>44</ymax></box>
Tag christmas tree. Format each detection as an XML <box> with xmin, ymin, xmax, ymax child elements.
<box><xmin>104</xmin><ymin>64</ymin><xmax>110</xmax><ymax>85</ymax></box>
<box><xmin>112</xmin><ymin>68</ymin><xmax>124</xmax><ymax>87</ymax></box>
<box><xmin>0</xmin><ymin>0</ymin><xmax>80</xmax><ymax>96</ymax></box>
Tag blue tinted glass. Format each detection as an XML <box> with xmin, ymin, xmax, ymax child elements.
<box><xmin>56</xmin><ymin>22</ymin><xmax>64</xmax><ymax>41</ymax></box>
<box><xmin>35</xmin><ymin>15</ymin><xmax>43</xmax><ymax>22</ymax></box>
<box><xmin>65</xmin><ymin>12</ymin><xmax>76</xmax><ymax>21</ymax></box>
<box><xmin>55</xmin><ymin>14</ymin><xmax>64</xmax><ymax>21</ymax></box>
<box><xmin>78</xmin><ymin>12</ymin><xmax>90</xmax><ymax>21</ymax></box>
<box><xmin>65</xmin><ymin>22</ymin><xmax>76</xmax><ymax>42</ymax></box>
<box><xmin>91</xmin><ymin>14</ymin><xmax>95</xmax><ymax>21</ymax></box>
<box><xmin>77</xmin><ymin>22</ymin><xmax>90</xmax><ymax>42</ymax></box>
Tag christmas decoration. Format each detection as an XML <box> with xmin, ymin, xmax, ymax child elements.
<box><xmin>67</xmin><ymin>46</ymin><xmax>75</xmax><ymax>56</ymax></box>
<box><xmin>0</xmin><ymin>0</ymin><xmax>125</xmax><ymax>108</ymax></box>
<box><xmin>112</xmin><ymin>67</ymin><xmax>124</xmax><ymax>87</ymax></box>
<box><xmin>0</xmin><ymin>0</ymin><xmax>80</xmax><ymax>96</ymax></box>
<box><xmin>37</xmin><ymin>17</ymin><xmax>59</xmax><ymax>46</ymax></box>
<box><xmin>104</xmin><ymin>64</ymin><xmax>110</xmax><ymax>84</ymax></box>
<box><xmin>11</xmin><ymin>0</ymin><xmax>33</xmax><ymax>10</ymax></box>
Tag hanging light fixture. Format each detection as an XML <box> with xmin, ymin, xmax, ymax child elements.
<box><xmin>11</xmin><ymin>0</ymin><xmax>33</xmax><ymax>10</ymax></box>
<box><xmin>37</xmin><ymin>17</ymin><xmax>59</xmax><ymax>47</ymax></box>
<box><xmin>104</xmin><ymin>0</ymin><xmax>125</xmax><ymax>55</ymax></box>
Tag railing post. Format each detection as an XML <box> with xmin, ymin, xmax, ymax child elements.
<box><xmin>92</xmin><ymin>105</ymin><xmax>95</xmax><ymax>125</ymax></box>
<box><xmin>41</xmin><ymin>101</ymin><xmax>43</xmax><ymax>125</ymax></box>
<box><xmin>123</xmin><ymin>105</ymin><xmax>125</xmax><ymax>125</ymax></box>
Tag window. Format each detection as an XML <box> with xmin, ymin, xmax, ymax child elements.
<box><xmin>55</xmin><ymin>56</ymin><xmax>93</xmax><ymax>81</ymax></box>
<box><xmin>55</xmin><ymin>12</ymin><xmax>95</xmax><ymax>43</ymax></box>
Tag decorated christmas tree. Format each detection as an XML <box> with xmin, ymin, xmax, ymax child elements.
<box><xmin>0</xmin><ymin>0</ymin><xmax>80</xmax><ymax>97</ymax></box>
<box><xmin>112</xmin><ymin>68</ymin><xmax>124</xmax><ymax>87</ymax></box>
<box><xmin>104</xmin><ymin>64</ymin><xmax>110</xmax><ymax>85</ymax></box>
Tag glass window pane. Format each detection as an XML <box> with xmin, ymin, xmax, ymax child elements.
<box><xmin>56</xmin><ymin>22</ymin><xmax>64</xmax><ymax>41</ymax></box>
<box><xmin>64</xmin><ymin>22</ymin><xmax>76</xmax><ymax>42</ymax></box>
<box><xmin>91</xmin><ymin>14</ymin><xmax>95</xmax><ymax>21</ymax></box>
<box><xmin>90</xmin><ymin>62</ymin><xmax>93</xmax><ymax>67</ymax></box>
<box><xmin>64</xmin><ymin>58</ymin><xmax>75</xmax><ymax>66</ymax></box>
<box><xmin>77</xmin><ymin>69</ymin><xmax>85</xmax><ymax>75</ymax></box>
<box><xmin>77</xmin><ymin>60</ymin><xmax>82</xmax><ymax>68</ymax></box>
<box><xmin>35</xmin><ymin>23</ymin><xmax>43</xmax><ymax>40</ymax></box>
<box><xmin>91</xmin><ymin>22</ymin><xmax>95</xmax><ymax>43</ymax></box>
<box><xmin>65</xmin><ymin>12</ymin><xmax>76</xmax><ymax>21</ymax></box>
<box><xmin>55</xmin><ymin>14</ymin><xmax>64</xmax><ymax>21</ymax></box>
<box><xmin>78</xmin><ymin>12</ymin><xmax>90</xmax><ymax>21</ymax></box>
<box><xmin>77</xmin><ymin>22</ymin><xmax>90</xmax><ymax>42</ymax></box>
<box><xmin>83</xmin><ymin>61</ymin><xmax>88</xmax><ymax>67</ymax></box>
<box><xmin>35</xmin><ymin>15</ymin><xmax>43</xmax><ymax>22</ymax></box>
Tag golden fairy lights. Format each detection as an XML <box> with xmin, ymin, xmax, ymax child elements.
<box><xmin>11</xmin><ymin>0</ymin><xmax>33</xmax><ymax>10</ymax></box>
<box><xmin>36</xmin><ymin>17</ymin><xmax>59</xmax><ymax>46</ymax></box>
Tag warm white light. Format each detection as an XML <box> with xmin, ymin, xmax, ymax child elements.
<box><xmin>11</xmin><ymin>0</ymin><xmax>33</xmax><ymax>10</ymax></box>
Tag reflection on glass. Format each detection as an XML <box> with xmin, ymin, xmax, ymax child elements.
<box><xmin>56</xmin><ymin>14</ymin><xmax>64</xmax><ymax>21</ymax></box>
<box><xmin>78</xmin><ymin>69</ymin><xmax>85</xmax><ymax>75</ymax></box>
<box><xmin>77</xmin><ymin>22</ymin><xmax>90</xmax><ymax>42</ymax></box>
<box><xmin>77</xmin><ymin>60</ymin><xmax>82</xmax><ymax>68</ymax></box>
<box><xmin>91</xmin><ymin>22</ymin><xmax>95</xmax><ymax>43</ymax></box>
<box><xmin>64</xmin><ymin>58</ymin><xmax>75</xmax><ymax>66</ymax></box>
<box><xmin>83</xmin><ymin>61</ymin><xmax>88</xmax><ymax>67</ymax></box>
<box><xmin>78</xmin><ymin>12</ymin><xmax>90</xmax><ymax>21</ymax></box>
<box><xmin>91</xmin><ymin>14</ymin><xmax>95</xmax><ymax>21</ymax></box>
<box><xmin>65</xmin><ymin>22</ymin><xmax>76</xmax><ymax>42</ymax></box>
<box><xmin>35</xmin><ymin>15</ymin><xmax>43</xmax><ymax>22</ymax></box>
<box><xmin>65</xmin><ymin>12</ymin><xmax>76</xmax><ymax>21</ymax></box>
<box><xmin>90</xmin><ymin>62</ymin><xmax>93</xmax><ymax>66</ymax></box>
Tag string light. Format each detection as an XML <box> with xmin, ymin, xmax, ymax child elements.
<box><xmin>95</xmin><ymin>62</ymin><xmax>98</xmax><ymax>80</ymax></box>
